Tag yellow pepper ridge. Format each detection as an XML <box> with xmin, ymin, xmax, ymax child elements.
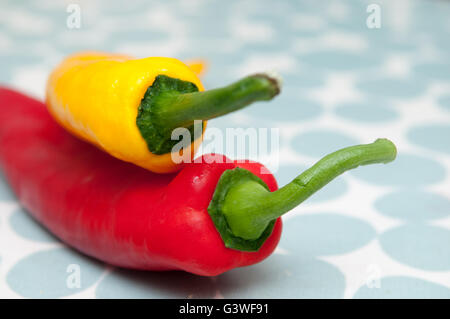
<box><xmin>46</xmin><ymin>51</ymin><xmax>281</xmax><ymax>173</ymax></box>
<box><xmin>46</xmin><ymin>52</ymin><xmax>205</xmax><ymax>173</ymax></box>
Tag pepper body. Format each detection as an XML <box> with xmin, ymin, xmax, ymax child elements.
<box><xmin>46</xmin><ymin>52</ymin><xmax>205</xmax><ymax>173</ymax></box>
<box><xmin>0</xmin><ymin>87</ymin><xmax>281</xmax><ymax>276</ymax></box>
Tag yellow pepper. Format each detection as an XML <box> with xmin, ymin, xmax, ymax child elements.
<box><xmin>46</xmin><ymin>51</ymin><xmax>280</xmax><ymax>173</ymax></box>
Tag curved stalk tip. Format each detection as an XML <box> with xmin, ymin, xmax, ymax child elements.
<box><xmin>221</xmin><ymin>138</ymin><xmax>397</xmax><ymax>241</ymax></box>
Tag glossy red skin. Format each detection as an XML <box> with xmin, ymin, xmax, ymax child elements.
<box><xmin>0</xmin><ymin>87</ymin><xmax>282</xmax><ymax>276</ymax></box>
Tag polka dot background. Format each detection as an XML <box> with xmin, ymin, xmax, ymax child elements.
<box><xmin>1</xmin><ymin>0</ymin><xmax>449</xmax><ymax>299</ymax></box>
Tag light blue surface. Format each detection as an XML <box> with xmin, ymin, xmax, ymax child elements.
<box><xmin>9</xmin><ymin>208</ymin><xmax>57</xmax><ymax>243</ymax></box>
<box><xmin>0</xmin><ymin>0</ymin><xmax>449</xmax><ymax>299</ymax></box>
<box><xmin>301</xmin><ymin>51</ymin><xmax>381</xmax><ymax>71</ymax></box>
<box><xmin>438</xmin><ymin>95</ymin><xmax>450</xmax><ymax>111</ymax></box>
<box><xmin>415</xmin><ymin>63</ymin><xmax>450</xmax><ymax>81</ymax></box>
<box><xmin>352</xmin><ymin>153</ymin><xmax>446</xmax><ymax>187</ymax></box>
<box><xmin>6</xmin><ymin>248</ymin><xmax>105</xmax><ymax>298</ymax></box>
<box><xmin>281</xmin><ymin>213</ymin><xmax>376</xmax><ymax>256</ymax></box>
<box><xmin>215</xmin><ymin>255</ymin><xmax>346</xmax><ymax>299</ymax></box>
<box><xmin>379</xmin><ymin>224</ymin><xmax>450</xmax><ymax>271</ymax></box>
<box><xmin>354</xmin><ymin>276</ymin><xmax>450</xmax><ymax>299</ymax></box>
<box><xmin>374</xmin><ymin>190</ymin><xmax>450</xmax><ymax>221</ymax></box>
<box><xmin>96</xmin><ymin>255</ymin><xmax>346</xmax><ymax>299</ymax></box>
<box><xmin>0</xmin><ymin>175</ymin><xmax>15</xmax><ymax>201</ymax></box>
<box><xmin>335</xmin><ymin>99</ymin><xmax>398</xmax><ymax>123</ymax></box>
<box><xmin>407</xmin><ymin>124</ymin><xmax>450</xmax><ymax>155</ymax></box>
<box><xmin>96</xmin><ymin>269</ymin><xmax>218</xmax><ymax>299</ymax></box>
<box><xmin>244</xmin><ymin>90</ymin><xmax>323</xmax><ymax>122</ymax></box>
<box><xmin>357</xmin><ymin>77</ymin><xmax>428</xmax><ymax>98</ymax></box>
<box><xmin>291</xmin><ymin>130</ymin><xmax>359</xmax><ymax>158</ymax></box>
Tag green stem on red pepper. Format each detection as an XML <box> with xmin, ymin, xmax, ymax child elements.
<box><xmin>137</xmin><ymin>74</ymin><xmax>281</xmax><ymax>154</ymax></box>
<box><xmin>208</xmin><ymin>138</ymin><xmax>397</xmax><ymax>251</ymax></box>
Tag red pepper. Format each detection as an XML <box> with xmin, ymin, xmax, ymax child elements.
<box><xmin>0</xmin><ymin>87</ymin><xmax>281</xmax><ymax>276</ymax></box>
<box><xmin>0</xmin><ymin>87</ymin><xmax>396</xmax><ymax>276</ymax></box>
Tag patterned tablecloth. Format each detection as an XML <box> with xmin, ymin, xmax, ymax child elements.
<box><xmin>0</xmin><ymin>0</ymin><xmax>449</xmax><ymax>299</ymax></box>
